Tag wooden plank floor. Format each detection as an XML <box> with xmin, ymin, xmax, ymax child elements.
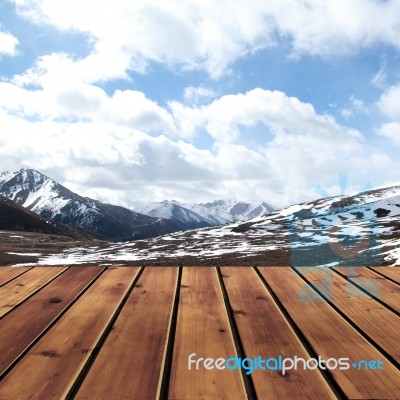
<box><xmin>0</xmin><ymin>266</ymin><xmax>398</xmax><ymax>400</ymax></box>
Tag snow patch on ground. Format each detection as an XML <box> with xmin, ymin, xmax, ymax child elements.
<box><xmin>7</xmin><ymin>252</ymin><xmax>42</xmax><ymax>257</ymax></box>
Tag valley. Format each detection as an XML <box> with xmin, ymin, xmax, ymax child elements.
<box><xmin>1</xmin><ymin>175</ymin><xmax>399</xmax><ymax>268</ymax></box>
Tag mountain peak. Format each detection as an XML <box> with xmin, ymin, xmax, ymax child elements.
<box><xmin>139</xmin><ymin>199</ymin><xmax>277</xmax><ymax>228</ymax></box>
<box><xmin>0</xmin><ymin>169</ymin><xmax>179</xmax><ymax>241</ymax></box>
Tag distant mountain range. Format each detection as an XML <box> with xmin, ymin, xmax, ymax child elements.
<box><xmin>0</xmin><ymin>169</ymin><xmax>276</xmax><ymax>241</ymax></box>
<box><xmin>35</xmin><ymin>183</ymin><xmax>400</xmax><ymax>266</ymax></box>
<box><xmin>138</xmin><ymin>200</ymin><xmax>276</xmax><ymax>230</ymax></box>
<box><xmin>0</xmin><ymin>169</ymin><xmax>179</xmax><ymax>241</ymax></box>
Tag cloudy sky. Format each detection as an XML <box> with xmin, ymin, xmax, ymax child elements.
<box><xmin>0</xmin><ymin>0</ymin><xmax>399</xmax><ymax>209</ymax></box>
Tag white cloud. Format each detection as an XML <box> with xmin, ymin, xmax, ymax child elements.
<box><xmin>11</xmin><ymin>0</ymin><xmax>400</xmax><ymax>79</ymax></box>
<box><xmin>12</xmin><ymin>51</ymin><xmax>131</xmax><ymax>87</ymax></box>
<box><xmin>3</xmin><ymin>0</ymin><xmax>400</xmax><ymax>208</ymax></box>
<box><xmin>377</xmin><ymin>83</ymin><xmax>400</xmax><ymax>120</ymax></box>
<box><xmin>12</xmin><ymin>0</ymin><xmax>274</xmax><ymax>79</ymax></box>
<box><xmin>0</xmin><ymin>28</ymin><xmax>19</xmax><ymax>57</ymax></box>
<box><xmin>350</xmin><ymin>96</ymin><xmax>368</xmax><ymax>114</ymax></box>
<box><xmin>376</xmin><ymin>82</ymin><xmax>400</xmax><ymax>147</ymax></box>
<box><xmin>265</xmin><ymin>0</ymin><xmax>400</xmax><ymax>56</ymax></box>
<box><xmin>170</xmin><ymin>88</ymin><xmax>397</xmax><ymax>204</ymax></box>
<box><xmin>184</xmin><ymin>86</ymin><xmax>216</xmax><ymax>103</ymax></box>
<box><xmin>0</xmin><ymin>80</ymin><xmax>392</xmax><ymax>207</ymax></box>
<box><xmin>0</xmin><ymin>1</ymin><xmax>397</xmax><ymax>210</ymax></box>
<box><xmin>171</xmin><ymin>88</ymin><xmax>362</xmax><ymax>143</ymax></box>
<box><xmin>340</xmin><ymin>96</ymin><xmax>369</xmax><ymax>119</ymax></box>
<box><xmin>0</xmin><ymin>107</ymin><xmax>281</xmax><ymax>205</ymax></box>
<box><xmin>341</xmin><ymin>109</ymin><xmax>353</xmax><ymax>120</ymax></box>
<box><xmin>372</xmin><ymin>61</ymin><xmax>388</xmax><ymax>89</ymax></box>
<box><xmin>0</xmin><ymin>71</ymin><xmax>176</xmax><ymax>134</ymax></box>
<box><xmin>103</xmin><ymin>90</ymin><xmax>176</xmax><ymax>133</ymax></box>
<box><xmin>377</xmin><ymin>122</ymin><xmax>400</xmax><ymax>146</ymax></box>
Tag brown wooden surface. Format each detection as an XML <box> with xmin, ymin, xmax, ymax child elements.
<box><xmin>297</xmin><ymin>267</ymin><xmax>400</xmax><ymax>362</ymax></box>
<box><xmin>168</xmin><ymin>267</ymin><xmax>247</xmax><ymax>400</ymax></box>
<box><xmin>0</xmin><ymin>267</ymin><xmax>31</xmax><ymax>286</ymax></box>
<box><xmin>0</xmin><ymin>267</ymin><xmax>140</xmax><ymax>400</ymax></box>
<box><xmin>0</xmin><ymin>266</ymin><xmax>399</xmax><ymax>400</ymax></box>
<box><xmin>221</xmin><ymin>267</ymin><xmax>336</xmax><ymax>400</ymax></box>
<box><xmin>75</xmin><ymin>267</ymin><xmax>178</xmax><ymax>400</ymax></box>
<box><xmin>333</xmin><ymin>267</ymin><xmax>400</xmax><ymax>313</ymax></box>
<box><xmin>259</xmin><ymin>267</ymin><xmax>400</xmax><ymax>400</ymax></box>
<box><xmin>0</xmin><ymin>266</ymin><xmax>67</xmax><ymax>317</ymax></box>
<box><xmin>0</xmin><ymin>266</ymin><xmax>103</xmax><ymax>376</ymax></box>
<box><xmin>370</xmin><ymin>266</ymin><xmax>400</xmax><ymax>284</ymax></box>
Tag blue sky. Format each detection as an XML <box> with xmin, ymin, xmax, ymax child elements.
<box><xmin>0</xmin><ymin>0</ymin><xmax>399</xmax><ymax>208</ymax></box>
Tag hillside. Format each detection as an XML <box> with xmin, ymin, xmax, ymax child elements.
<box><xmin>22</xmin><ymin>184</ymin><xmax>400</xmax><ymax>266</ymax></box>
<box><xmin>0</xmin><ymin>195</ymin><xmax>96</xmax><ymax>240</ymax></box>
<box><xmin>0</xmin><ymin>169</ymin><xmax>179</xmax><ymax>241</ymax></box>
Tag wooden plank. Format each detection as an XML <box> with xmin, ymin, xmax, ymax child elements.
<box><xmin>0</xmin><ymin>266</ymin><xmax>104</xmax><ymax>376</ymax></box>
<box><xmin>0</xmin><ymin>267</ymin><xmax>141</xmax><ymax>400</ymax></box>
<box><xmin>297</xmin><ymin>267</ymin><xmax>400</xmax><ymax>361</ymax></box>
<box><xmin>334</xmin><ymin>267</ymin><xmax>400</xmax><ymax>313</ymax></box>
<box><xmin>370</xmin><ymin>267</ymin><xmax>400</xmax><ymax>284</ymax></box>
<box><xmin>221</xmin><ymin>267</ymin><xmax>336</xmax><ymax>400</ymax></box>
<box><xmin>259</xmin><ymin>267</ymin><xmax>400</xmax><ymax>400</ymax></box>
<box><xmin>168</xmin><ymin>267</ymin><xmax>247</xmax><ymax>400</ymax></box>
<box><xmin>0</xmin><ymin>267</ymin><xmax>31</xmax><ymax>286</ymax></box>
<box><xmin>0</xmin><ymin>267</ymin><xmax>67</xmax><ymax>317</ymax></box>
<box><xmin>75</xmin><ymin>267</ymin><xmax>178</xmax><ymax>400</ymax></box>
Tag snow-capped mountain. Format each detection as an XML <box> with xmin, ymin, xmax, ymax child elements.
<box><xmin>0</xmin><ymin>169</ymin><xmax>276</xmax><ymax>242</ymax></box>
<box><xmin>139</xmin><ymin>201</ymin><xmax>213</xmax><ymax>230</ymax></box>
<box><xmin>0</xmin><ymin>169</ymin><xmax>179</xmax><ymax>241</ymax></box>
<box><xmin>0</xmin><ymin>194</ymin><xmax>95</xmax><ymax>239</ymax></box>
<box><xmin>139</xmin><ymin>199</ymin><xmax>276</xmax><ymax>229</ymax></box>
<box><xmin>33</xmin><ymin>184</ymin><xmax>400</xmax><ymax>266</ymax></box>
<box><xmin>188</xmin><ymin>200</ymin><xmax>276</xmax><ymax>223</ymax></box>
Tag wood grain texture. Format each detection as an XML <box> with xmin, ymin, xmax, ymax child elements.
<box><xmin>221</xmin><ymin>267</ymin><xmax>336</xmax><ymax>400</ymax></box>
<box><xmin>297</xmin><ymin>267</ymin><xmax>400</xmax><ymax>362</ymax></box>
<box><xmin>75</xmin><ymin>267</ymin><xmax>178</xmax><ymax>400</ymax></box>
<box><xmin>259</xmin><ymin>267</ymin><xmax>400</xmax><ymax>400</ymax></box>
<box><xmin>0</xmin><ymin>266</ymin><xmax>398</xmax><ymax>399</ymax></box>
<box><xmin>0</xmin><ymin>267</ymin><xmax>140</xmax><ymax>400</ymax></box>
<box><xmin>333</xmin><ymin>267</ymin><xmax>400</xmax><ymax>313</ymax></box>
<box><xmin>0</xmin><ymin>267</ymin><xmax>67</xmax><ymax>317</ymax></box>
<box><xmin>0</xmin><ymin>266</ymin><xmax>103</xmax><ymax>376</ymax></box>
<box><xmin>0</xmin><ymin>267</ymin><xmax>31</xmax><ymax>286</ymax></box>
<box><xmin>168</xmin><ymin>267</ymin><xmax>246</xmax><ymax>400</ymax></box>
<box><xmin>370</xmin><ymin>267</ymin><xmax>400</xmax><ymax>284</ymax></box>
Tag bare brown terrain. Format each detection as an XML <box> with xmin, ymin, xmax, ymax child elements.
<box><xmin>0</xmin><ymin>229</ymin><xmax>292</xmax><ymax>266</ymax></box>
<box><xmin>0</xmin><ymin>231</ymin><xmax>105</xmax><ymax>266</ymax></box>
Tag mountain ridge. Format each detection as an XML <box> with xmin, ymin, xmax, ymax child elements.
<box><xmin>0</xmin><ymin>168</ymin><xmax>277</xmax><ymax>239</ymax></box>
<box><xmin>0</xmin><ymin>169</ymin><xmax>179</xmax><ymax>241</ymax></box>
<box><xmin>27</xmin><ymin>183</ymin><xmax>400</xmax><ymax>267</ymax></box>
<box><xmin>138</xmin><ymin>199</ymin><xmax>276</xmax><ymax>229</ymax></box>
<box><xmin>0</xmin><ymin>194</ymin><xmax>96</xmax><ymax>240</ymax></box>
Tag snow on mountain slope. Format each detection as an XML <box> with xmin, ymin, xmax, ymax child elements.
<box><xmin>30</xmin><ymin>184</ymin><xmax>400</xmax><ymax>267</ymax></box>
<box><xmin>0</xmin><ymin>169</ymin><xmax>179</xmax><ymax>241</ymax></box>
<box><xmin>189</xmin><ymin>199</ymin><xmax>276</xmax><ymax>222</ymax></box>
<box><xmin>139</xmin><ymin>199</ymin><xmax>277</xmax><ymax>228</ymax></box>
<box><xmin>139</xmin><ymin>201</ymin><xmax>212</xmax><ymax>229</ymax></box>
<box><xmin>0</xmin><ymin>194</ymin><xmax>96</xmax><ymax>240</ymax></box>
<box><xmin>0</xmin><ymin>169</ymin><xmax>70</xmax><ymax>215</ymax></box>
